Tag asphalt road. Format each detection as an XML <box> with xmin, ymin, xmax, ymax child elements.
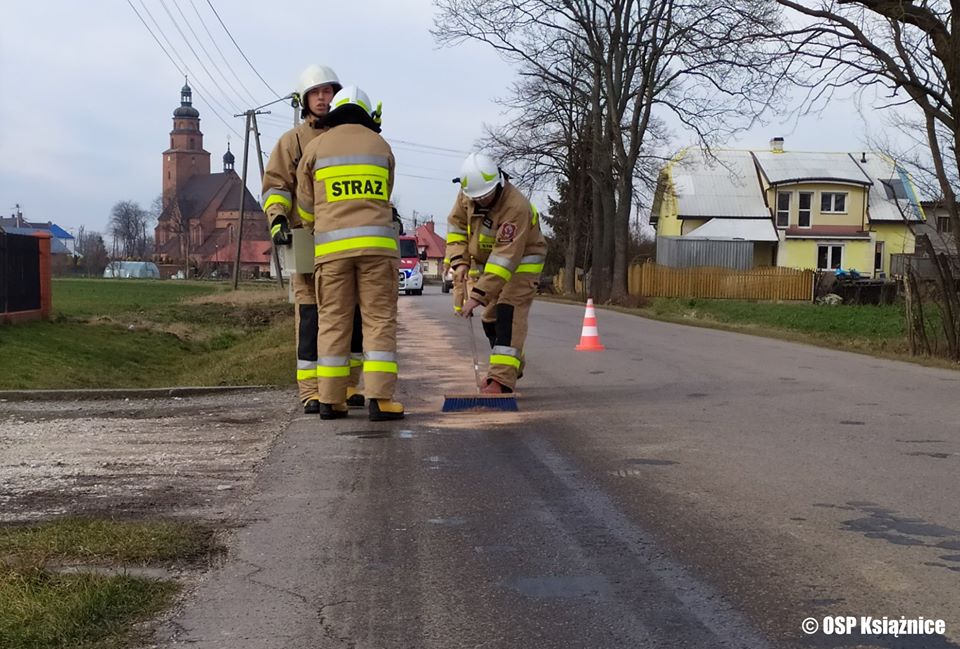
<box><xmin>154</xmin><ymin>286</ymin><xmax>960</xmax><ymax>649</ymax></box>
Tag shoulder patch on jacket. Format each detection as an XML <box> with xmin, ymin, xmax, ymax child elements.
<box><xmin>497</xmin><ymin>222</ymin><xmax>516</xmax><ymax>242</ymax></box>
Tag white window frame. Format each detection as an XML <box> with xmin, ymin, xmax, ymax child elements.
<box><xmin>817</xmin><ymin>243</ymin><xmax>844</xmax><ymax>270</ymax></box>
<box><xmin>937</xmin><ymin>216</ymin><xmax>953</xmax><ymax>233</ymax></box>
<box><xmin>798</xmin><ymin>191</ymin><xmax>813</xmax><ymax>228</ymax></box>
<box><xmin>776</xmin><ymin>191</ymin><xmax>791</xmax><ymax>228</ymax></box>
<box><xmin>821</xmin><ymin>192</ymin><xmax>848</xmax><ymax>214</ymax></box>
<box><xmin>874</xmin><ymin>241</ymin><xmax>884</xmax><ymax>273</ymax></box>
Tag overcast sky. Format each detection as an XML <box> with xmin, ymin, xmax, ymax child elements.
<box><xmin>0</xmin><ymin>1</ymin><xmax>904</xmax><ymax>241</ymax></box>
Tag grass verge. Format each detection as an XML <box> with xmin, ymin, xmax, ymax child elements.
<box><xmin>0</xmin><ymin>517</ymin><xmax>220</xmax><ymax>649</ymax></box>
<box><xmin>0</xmin><ymin>279</ymin><xmax>291</xmax><ymax>389</ymax></box>
<box><xmin>0</xmin><ymin>518</ymin><xmax>220</xmax><ymax>566</ymax></box>
<box><xmin>541</xmin><ymin>294</ymin><xmax>957</xmax><ymax>368</ymax></box>
<box><xmin>0</xmin><ymin>566</ymin><xmax>177</xmax><ymax>649</ymax></box>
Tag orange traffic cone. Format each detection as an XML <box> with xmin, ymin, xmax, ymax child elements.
<box><xmin>575</xmin><ymin>298</ymin><xmax>605</xmax><ymax>351</ymax></box>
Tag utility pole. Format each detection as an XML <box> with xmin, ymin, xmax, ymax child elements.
<box><xmin>232</xmin><ymin>94</ymin><xmax>295</xmax><ymax>290</ymax></box>
<box><xmin>232</xmin><ymin>110</ymin><xmax>253</xmax><ymax>290</ymax></box>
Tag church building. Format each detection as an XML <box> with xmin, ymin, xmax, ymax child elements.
<box><xmin>154</xmin><ymin>81</ymin><xmax>272</xmax><ymax>277</ymax></box>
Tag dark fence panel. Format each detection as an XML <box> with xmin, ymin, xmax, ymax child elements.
<box><xmin>1</xmin><ymin>233</ymin><xmax>41</xmax><ymax>313</ymax></box>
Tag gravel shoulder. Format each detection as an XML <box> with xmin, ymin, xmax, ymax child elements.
<box><xmin>0</xmin><ymin>389</ymin><xmax>292</xmax><ymax>523</ymax></box>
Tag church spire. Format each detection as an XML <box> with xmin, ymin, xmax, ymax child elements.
<box><xmin>223</xmin><ymin>141</ymin><xmax>235</xmax><ymax>172</ymax></box>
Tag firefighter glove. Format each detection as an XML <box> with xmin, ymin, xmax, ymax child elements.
<box><xmin>270</xmin><ymin>215</ymin><xmax>292</xmax><ymax>246</ymax></box>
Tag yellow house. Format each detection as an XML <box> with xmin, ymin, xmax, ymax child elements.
<box><xmin>651</xmin><ymin>139</ymin><xmax>922</xmax><ymax>276</ymax></box>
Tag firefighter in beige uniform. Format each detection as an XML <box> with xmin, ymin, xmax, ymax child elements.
<box><xmin>447</xmin><ymin>152</ymin><xmax>547</xmax><ymax>393</ymax></box>
<box><xmin>261</xmin><ymin>64</ymin><xmax>364</xmax><ymax>414</ymax></box>
<box><xmin>296</xmin><ymin>86</ymin><xmax>404</xmax><ymax>421</ymax></box>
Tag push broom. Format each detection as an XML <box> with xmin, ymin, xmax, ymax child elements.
<box><xmin>442</xmin><ymin>288</ymin><xmax>518</xmax><ymax>413</ymax></box>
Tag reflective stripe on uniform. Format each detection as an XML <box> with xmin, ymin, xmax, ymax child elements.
<box><xmin>478</xmin><ymin>225</ymin><xmax>496</xmax><ymax>250</ymax></box>
<box><xmin>263</xmin><ymin>188</ymin><xmax>292</xmax><ymax>211</ymax></box>
<box><xmin>484</xmin><ymin>254</ymin><xmax>515</xmax><ymax>281</ymax></box>
<box><xmin>297</xmin><ymin>203</ymin><xmax>315</xmax><ymax>223</ymax></box>
<box><xmin>270</xmin><ymin>222</ymin><xmax>284</xmax><ymax>237</ymax></box>
<box><xmin>314</xmin><ymin>225</ymin><xmax>398</xmax><ymax>257</ymax></box>
<box><xmin>314</xmin><ymin>157</ymin><xmax>390</xmax><ymax>203</ymax></box>
<box><xmin>350</xmin><ymin>353</ymin><xmax>363</xmax><ymax>369</ymax></box>
<box><xmin>446</xmin><ymin>232</ymin><xmax>467</xmax><ymax>244</ymax></box>
<box><xmin>490</xmin><ymin>345</ymin><xmax>522</xmax><ymax>369</ymax></box>
<box><xmin>531</xmin><ymin>203</ymin><xmax>540</xmax><ymax>226</ymax></box>
<box><xmin>516</xmin><ymin>254</ymin><xmax>545</xmax><ymax>274</ymax></box>
<box><xmin>363</xmin><ymin>351</ymin><xmax>398</xmax><ymax>374</ymax></box>
<box><xmin>313</xmin><ymin>155</ymin><xmax>390</xmax><ymax>170</ymax></box>
<box><xmin>317</xmin><ymin>356</ymin><xmax>350</xmax><ymax>378</ymax></box>
<box><xmin>296</xmin><ymin>359</ymin><xmax>317</xmax><ymax>381</ymax></box>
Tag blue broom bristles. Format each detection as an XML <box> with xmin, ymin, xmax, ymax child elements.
<box><xmin>442</xmin><ymin>395</ymin><xmax>519</xmax><ymax>412</ymax></box>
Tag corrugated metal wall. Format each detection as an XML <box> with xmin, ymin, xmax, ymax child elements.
<box><xmin>656</xmin><ymin>237</ymin><xmax>754</xmax><ymax>270</ymax></box>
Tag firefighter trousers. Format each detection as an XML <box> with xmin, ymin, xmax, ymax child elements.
<box><xmin>293</xmin><ymin>272</ymin><xmax>362</xmax><ymax>404</ymax></box>
<box><xmin>315</xmin><ymin>256</ymin><xmax>399</xmax><ymax>404</ymax></box>
<box><xmin>480</xmin><ymin>273</ymin><xmax>537</xmax><ymax>391</ymax></box>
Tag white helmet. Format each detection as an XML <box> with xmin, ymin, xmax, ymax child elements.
<box><xmin>459</xmin><ymin>152</ymin><xmax>502</xmax><ymax>199</ymax></box>
<box><xmin>330</xmin><ymin>85</ymin><xmax>373</xmax><ymax>115</ymax></box>
<box><xmin>296</xmin><ymin>64</ymin><xmax>341</xmax><ymax>101</ymax></box>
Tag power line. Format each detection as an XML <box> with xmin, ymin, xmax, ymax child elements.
<box><xmin>130</xmin><ymin>0</ymin><xmax>243</xmax><ymax>140</ymax></box>
<box><xmin>389</xmin><ymin>138</ymin><xmax>469</xmax><ymax>155</ymax></box>
<box><xmin>204</xmin><ymin>0</ymin><xmax>281</xmax><ymax>98</ymax></box>
<box><xmin>388</xmin><ymin>141</ymin><xmax>467</xmax><ymax>159</ymax></box>
<box><xmin>170</xmin><ymin>0</ymin><xmax>257</xmax><ymax>108</ymax></box>
<box><xmin>396</xmin><ymin>161</ymin><xmax>454</xmax><ymax>174</ymax></box>
<box><xmin>159</xmin><ymin>0</ymin><xmax>245</xmax><ymax>115</ymax></box>
<box><xmin>126</xmin><ymin>0</ymin><xmax>184</xmax><ymax>75</ymax></box>
<box><xmin>396</xmin><ymin>172</ymin><xmax>450</xmax><ymax>181</ymax></box>
<box><xmin>186</xmin><ymin>0</ymin><xmax>262</xmax><ymax>106</ymax></box>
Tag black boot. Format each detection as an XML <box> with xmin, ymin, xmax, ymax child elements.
<box><xmin>346</xmin><ymin>388</ymin><xmax>365</xmax><ymax>408</ymax></box>
<box><xmin>318</xmin><ymin>402</ymin><xmax>348</xmax><ymax>420</ymax></box>
<box><xmin>303</xmin><ymin>399</ymin><xmax>320</xmax><ymax>414</ymax></box>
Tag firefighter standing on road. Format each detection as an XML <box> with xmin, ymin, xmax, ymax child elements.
<box><xmin>261</xmin><ymin>64</ymin><xmax>365</xmax><ymax>414</ymax></box>
<box><xmin>446</xmin><ymin>152</ymin><xmax>547</xmax><ymax>394</ymax></box>
<box><xmin>296</xmin><ymin>86</ymin><xmax>404</xmax><ymax>422</ymax></box>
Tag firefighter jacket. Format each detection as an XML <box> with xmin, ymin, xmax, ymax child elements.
<box><xmin>295</xmin><ymin>123</ymin><xmax>398</xmax><ymax>264</ymax></box>
<box><xmin>261</xmin><ymin>118</ymin><xmax>326</xmax><ymax>228</ymax></box>
<box><xmin>445</xmin><ymin>182</ymin><xmax>547</xmax><ymax>306</ymax></box>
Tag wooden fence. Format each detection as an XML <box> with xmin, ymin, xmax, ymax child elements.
<box><xmin>556</xmin><ymin>263</ymin><xmax>814</xmax><ymax>301</ymax></box>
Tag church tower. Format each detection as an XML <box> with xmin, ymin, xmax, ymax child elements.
<box><xmin>162</xmin><ymin>79</ymin><xmax>211</xmax><ymax>205</ymax></box>
<box><xmin>222</xmin><ymin>142</ymin><xmax>235</xmax><ymax>172</ymax></box>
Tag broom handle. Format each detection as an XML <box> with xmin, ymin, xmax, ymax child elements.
<box><xmin>468</xmin><ymin>315</ymin><xmax>481</xmax><ymax>394</ymax></box>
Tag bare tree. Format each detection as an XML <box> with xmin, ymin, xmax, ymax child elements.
<box><xmin>776</xmin><ymin>0</ymin><xmax>960</xmax><ymax>357</ymax></box>
<box><xmin>435</xmin><ymin>0</ymin><xmax>789</xmax><ymax>302</ymax></box>
<box><xmin>159</xmin><ymin>195</ymin><xmax>193</xmax><ymax>279</ymax></box>
<box><xmin>108</xmin><ymin>200</ymin><xmax>151</xmax><ymax>259</ymax></box>
<box><xmin>75</xmin><ymin>228</ymin><xmax>109</xmax><ymax>276</ymax></box>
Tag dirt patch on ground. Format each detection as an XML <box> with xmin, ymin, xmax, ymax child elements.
<box><xmin>0</xmin><ymin>389</ymin><xmax>292</xmax><ymax>523</ymax></box>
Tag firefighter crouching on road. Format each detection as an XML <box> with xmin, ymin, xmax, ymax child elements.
<box><xmin>261</xmin><ymin>64</ymin><xmax>365</xmax><ymax>414</ymax></box>
<box><xmin>447</xmin><ymin>152</ymin><xmax>547</xmax><ymax>394</ymax></box>
<box><xmin>295</xmin><ymin>86</ymin><xmax>404</xmax><ymax>421</ymax></box>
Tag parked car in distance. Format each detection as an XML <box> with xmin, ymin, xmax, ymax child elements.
<box><xmin>398</xmin><ymin>235</ymin><xmax>424</xmax><ymax>295</ymax></box>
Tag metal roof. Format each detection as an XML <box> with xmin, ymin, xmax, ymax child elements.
<box><xmin>686</xmin><ymin>218</ymin><xmax>779</xmax><ymax>242</ymax></box>
<box><xmin>671</xmin><ymin>150</ymin><xmax>770</xmax><ymax>219</ymax></box>
<box><xmin>855</xmin><ymin>155</ymin><xmax>924</xmax><ymax>222</ymax></box>
<box><xmin>2</xmin><ymin>227</ymin><xmax>70</xmax><ymax>253</ymax></box>
<box><xmin>752</xmin><ymin>151</ymin><xmax>872</xmax><ymax>186</ymax></box>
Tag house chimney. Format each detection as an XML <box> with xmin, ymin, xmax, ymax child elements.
<box><xmin>770</xmin><ymin>137</ymin><xmax>784</xmax><ymax>153</ymax></box>
<box><xmin>860</xmin><ymin>152</ymin><xmax>867</xmax><ymax>163</ymax></box>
